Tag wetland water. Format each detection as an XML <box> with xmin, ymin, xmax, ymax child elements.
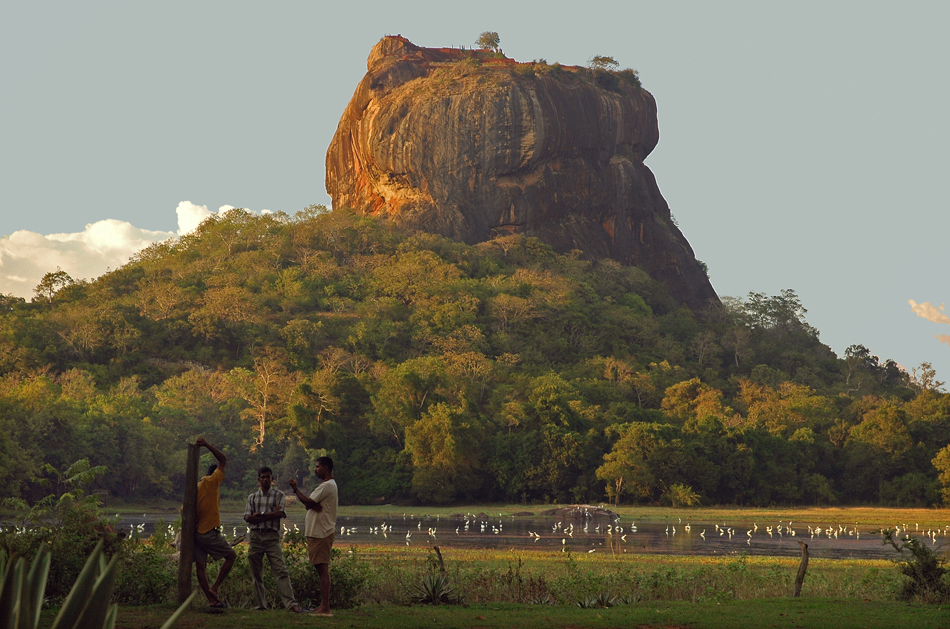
<box><xmin>115</xmin><ymin>510</ymin><xmax>949</xmax><ymax>561</ymax></box>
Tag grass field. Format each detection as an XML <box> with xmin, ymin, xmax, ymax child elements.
<box><xmin>78</xmin><ymin>599</ymin><xmax>950</xmax><ymax>629</ymax></box>
<box><xmin>17</xmin><ymin>503</ymin><xmax>949</xmax><ymax>628</ymax></box>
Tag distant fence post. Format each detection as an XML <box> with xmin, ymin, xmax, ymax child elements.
<box><xmin>177</xmin><ymin>443</ymin><xmax>200</xmax><ymax>604</ymax></box>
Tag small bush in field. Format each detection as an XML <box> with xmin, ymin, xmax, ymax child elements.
<box><xmin>882</xmin><ymin>530</ymin><xmax>950</xmax><ymax>603</ymax></box>
<box><xmin>114</xmin><ymin>540</ymin><xmax>177</xmax><ymax>605</ymax></box>
<box><xmin>285</xmin><ymin>545</ymin><xmax>374</xmax><ymax>609</ymax></box>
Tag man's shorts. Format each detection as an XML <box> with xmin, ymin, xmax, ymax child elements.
<box><xmin>194</xmin><ymin>528</ymin><xmax>234</xmax><ymax>564</ymax></box>
<box><xmin>306</xmin><ymin>534</ymin><xmax>335</xmax><ymax>565</ymax></box>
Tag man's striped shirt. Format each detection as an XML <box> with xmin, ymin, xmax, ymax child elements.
<box><xmin>244</xmin><ymin>487</ymin><xmax>286</xmax><ymax>532</ymax></box>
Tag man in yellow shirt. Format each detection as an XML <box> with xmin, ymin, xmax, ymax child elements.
<box><xmin>194</xmin><ymin>437</ymin><xmax>236</xmax><ymax>607</ymax></box>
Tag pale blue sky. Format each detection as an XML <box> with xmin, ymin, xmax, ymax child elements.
<box><xmin>2</xmin><ymin>1</ymin><xmax>948</xmax><ymax>382</ymax></box>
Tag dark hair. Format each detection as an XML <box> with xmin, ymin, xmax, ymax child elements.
<box><xmin>207</xmin><ymin>464</ymin><xmax>218</xmax><ymax>476</ymax></box>
<box><xmin>316</xmin><ymin>456</ymin><xmax>334</xmax><ymax>472</ymax></box>
<box><xmin>258</xmin><ymin>466</ymin><xmax>273</xmax><ymax>477</ymax></box>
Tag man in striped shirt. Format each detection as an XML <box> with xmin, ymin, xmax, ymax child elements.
<box><xmin>244</xmin><ymin>466</ymin><xmax>305</xmax><ymax>612</ymax></box>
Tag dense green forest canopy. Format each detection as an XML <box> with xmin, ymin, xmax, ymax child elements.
<box><xmin>1</xmin><ymin>207</ymin><xmax>949</xmax><ymax>507</ymax></box>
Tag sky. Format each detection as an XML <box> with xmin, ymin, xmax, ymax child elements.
<box><xmin>2</xmin><ymin>1</ymin><xmax>948</xmax><ymax>383</ymax></box>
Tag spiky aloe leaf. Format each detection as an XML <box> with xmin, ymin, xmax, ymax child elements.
<box><xmin>19</xmin><ymin>547</ymin><xmax>51</xmax><ymax>629</ymax></box>
<box><xmin>101</xmin><ymin>604</ymin><xmax>117</xmax><ymax>629</ymax></box>
<box><xmin>158</xmin><ymin>591</ymin><xmax>198</xmax><ymax>629</ymax></box>
<box><xmin>0</xmin><ymin>554</ymin><xmax>24</xmax><ymax>629</ymax></box>
<box><xmin>49</xmin><ymin>540</ymin><xmax>104</xmax><ymax>629</ymax></box>
<box><xmin>73</xmin><ymin>550</ymin><xmax>120</xmax><ymax>629</ymax></box>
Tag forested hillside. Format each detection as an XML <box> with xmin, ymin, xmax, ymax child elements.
<box><xmin>2</xmin><ymin>207</ymin><xmax>948</xmax><ymax>507</ymax></box>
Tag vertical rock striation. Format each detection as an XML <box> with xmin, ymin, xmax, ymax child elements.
<box><xmin>327</xmin><ymin>36</ymin><xmax>718</xmax><ymax>309</ymax></box>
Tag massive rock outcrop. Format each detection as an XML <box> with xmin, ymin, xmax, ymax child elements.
<box><xmin>326</xmin><ymin>36</ymin><xmax>717</xmax><ymax>309</ymax></box>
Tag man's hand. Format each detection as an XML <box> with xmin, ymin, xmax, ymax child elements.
<box><xmin>288</xmin><ymin>479</ymin><xmax>298</xmax><ymax>491</ymax></box>
<box><xmin>196</xmin><ymin>437</ymin><xmax>209</xmax><ymax>448</ymax></box>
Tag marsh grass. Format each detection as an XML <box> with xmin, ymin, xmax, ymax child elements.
<box><xmin>297</xmin><ymin>544</ymin><xmax>903</xmax><ymax>606</ymax></box>
<box><xmin>331</xmin><ymin>503</ymin><xmax>950</xmax><ymax>529</ymax></box>
<box><xmin>121</xmin><ymin>539</ymin><xmax>905</xmax><ymax>610</ymax></box>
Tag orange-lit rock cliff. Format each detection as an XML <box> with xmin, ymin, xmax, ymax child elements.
<box><xmin>326</xmin><ymin>36</ymin><xmax>718</xmax><ymax>309</ymax></box>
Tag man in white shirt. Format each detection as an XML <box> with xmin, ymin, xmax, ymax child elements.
<box><xmin>289</xmin><ymin>456</ymin><xmax>337</xmax><ymax>617</ymax></box>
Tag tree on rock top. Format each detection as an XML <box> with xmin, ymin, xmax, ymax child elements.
<box><xmin>588</xmin><ymin>55</ymin><xmax>619</xmax><ymax>71</ymax></box>
<box><xmin>475</xmin><ymin>31</ymin><xmax>500</xmax><ymax>51</ymax></box>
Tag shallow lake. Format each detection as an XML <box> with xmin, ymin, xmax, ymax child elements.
<box><xmin>115</xmin><ymin>510</ymin><xmax>949</xmax><ymax>561</ymax></box>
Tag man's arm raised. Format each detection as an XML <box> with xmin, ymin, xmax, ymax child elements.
<box><xmin>196</xmin><ymin>437</ymin><xmax>227</xmax><ymax>473</ymax></box>
<box><xmin>288</xmin><ymin>479</ymin><xmax>323</xmax><ymax>512</ymax></box>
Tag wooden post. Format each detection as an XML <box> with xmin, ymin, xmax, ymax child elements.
<box><xmin>433</xmin><ymin>546</ymin><xmax>446</xmax><ymax>576</ymax></box>
<box><xmin>177</xmin><ymin>443</ymin><xmax>200</xmax><ymax>604</ymax></box>
<box><xmin>793</xmin><ymin>540</ymin><xmax>809</xmax><ymax>597</ymax></box>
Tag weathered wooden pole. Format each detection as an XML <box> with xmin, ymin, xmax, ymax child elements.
<box><xmin>177</xmin><ymin>443</ymin><xmax>200</xmax><ymax>604</ymax></box>
<box><xmin>433</xmin><ymin>546</ymin><xmax>446</xmax><ymax>576</ymax></box>
<box><xmin>793</xmin><ymin>540</ymin><xmax>809</xmax><ymax>597</ymax></box>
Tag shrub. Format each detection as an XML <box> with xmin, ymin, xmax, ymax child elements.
<box><xmin>285</xmin><ymin>545</ymin><xmax>374</xmax><ymax>609</ymax></box>
<box><xmin>0</xmin><ymin>459</ymin><xmax>123</xmax><ymax>603</ymax></box>
<box><xmin>617</xmin><ymin>68</ymin><xmax>641</xmax><ymax>88</ymax></box>
<box><xmin>882</xmin><ymin>530</ymin><xmax>950</xmax><ymax>603</ymax></box>
<box><xmin>113</xmin><ymin>540</ymin><xmax>177</xmax><ymax>605</ymax></box>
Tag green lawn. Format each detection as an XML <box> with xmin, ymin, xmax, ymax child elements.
<box><xmin>98</xmin><ymin>599</ymin><xmax>949</xmax><ymax>629</ymax></box>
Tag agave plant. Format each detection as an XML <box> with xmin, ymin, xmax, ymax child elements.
<box><xmin>576</xmin><ymin>595</ymin><xmax>596</xmax><ymax>608</ymax></box>
<box><xmin>577</xmin><ymin>591</ymin><xmax>617</xmax><ymax>609</ymax></box>
<box><xmin>0</xmin><ymin>546</ymin><xmax>50</xmax><ymax>629</ymax></box>
<box><xmin>412</xmin><ymin>572</ymin><xmax>458</xmax><ymax>605</ymax></box>
<box><xmin>616</xmin><ymin>592</ymin><xmax>640</xmax><ymax>605</ymax></box>
<box><xmin>0</xmin><ymin>542</ymin><xmax>196</xmax><ymax>629</ymax></box>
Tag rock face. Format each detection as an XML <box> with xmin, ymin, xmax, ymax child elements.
<box><xmin>326</xmin><ymin>36</ymin><xmax>717</xmax><ymax>309</ymax></box>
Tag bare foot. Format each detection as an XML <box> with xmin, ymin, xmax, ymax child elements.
<box><xmin>312</xmin><ymin>607</ymin><xmax>333</xmax><ymax>617</ymax></box>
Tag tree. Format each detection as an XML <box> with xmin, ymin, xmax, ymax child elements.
<box><xmin>404</xmin><ymin>403</ymin><xmax>483</xmax><ymax>503</ymax></box>
<box><xmin>33</xmin><ymin>267</ymin><xmax>74</xmax><ymax>305</ymax></box>
<box><xmin>475</xmin><ymin>31</ymin><xmax>500</xmax><ymax>52</ymax></box>
<box><xmin>596</xmin><ymin>422</ymin><xmax>661</xmax><ymax>505</ymax></box>
<box><xmin>910</xmin><ymin>362</ymin><xmax>946</xmax><ymax>394</ymax></box>
<box><xmin>588</xmin><ymin>55</ymin><xmax>619</xmax><ymax>71</ymax></box>
<box><xmin>230</xmin><ymin>353</ymin><xmax>296</xmax><ymax>451</ymax></box>
<box><xmin>933</xmin><ymin>445</ymin><xmax>950</xmax><ymax>506</ymax></box>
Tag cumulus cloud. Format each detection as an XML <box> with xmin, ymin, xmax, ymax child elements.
<box><xmin>0</xmin><ymin>220</ymin><xmax>176</xmax><ymax>299</ymax></box>
<box><xmin>0</xmin><ymin>201</ymin><xmax>270</xmax><ymax>300</ymax></box>
<box><xmin>939</xmin><ymin>334</ymin><xmax>950</xmax><ymax>348</ymax></box>
<box><xmin>175</xmin><ymin>201</ymin><xmax>273</xmax><ymax>235</ymax></box>
<box><xmin>175</xmin><ymin>201</ymin><xmax>238</xmax><ymax>235</ymax></box>
<box><xmin>908</xmin><ymin>300</ymin><xmax>950</xmax><ymax>325</ymax></box>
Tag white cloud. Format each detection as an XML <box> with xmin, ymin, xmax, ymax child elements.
<box><xmin>0</xmin><ymin>220</ymin><xmax>176</xmax><ymax>299</ymax></box>
<box><xmin>938</xmin><ymin>334</ymin><xmax>950</xmax><ymax>348</ymax></box>
<box><xmin>908</xmin><ymin>300</ymin><xmax>950</xmax><ymax>325</ymax></box>
<box><xmin>175</xmin><ymin>201</ymin><xmax>242</xmax><ymax>235</ymax></box>
<box><xmin>0</xmin><ymin>202</ymin><xmax>270</xmax><ymax>300</ymax></box>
